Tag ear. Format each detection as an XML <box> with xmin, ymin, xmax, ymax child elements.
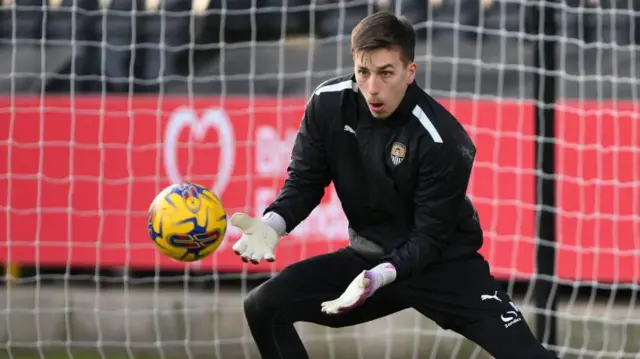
<box><xmin>406</xmin><ymin>63</ymin><xmax>417</xmax><ymax>84</ymax></box>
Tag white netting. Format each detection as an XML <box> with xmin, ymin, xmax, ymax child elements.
<box><xmin>0</xmin><ymin>0</ymin><xmax>639</xmax><ymax>358</ymax></box>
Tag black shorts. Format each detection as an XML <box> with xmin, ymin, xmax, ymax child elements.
<box><xmin>245</xmin><ymin>246</ymin><xmax>558</xmax><ymax>359</ymax></box>
<box><xmin>257</xmin><ymin>246</ymin><xmax>516</xmax><ymax>330</ymax></box>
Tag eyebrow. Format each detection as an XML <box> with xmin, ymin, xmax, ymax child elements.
<box><xmin>357</xmin><ymin>64</ymin><xmax>395</xmax><ymax>71</ymax></box>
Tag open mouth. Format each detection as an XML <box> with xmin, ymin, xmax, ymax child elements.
<box><xmin>369</xmin><ymin>103</ymin><xmax>384</xmax><ymax>112</ymax></box>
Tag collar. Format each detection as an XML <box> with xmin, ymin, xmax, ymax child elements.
<box><xmin>390</xmin><ymin>80</ymin><xmax>420</xmax><ymax>121</ymax></box>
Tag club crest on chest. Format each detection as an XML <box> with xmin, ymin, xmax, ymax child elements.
<box><xmin>390</xmin><ymin>142</ymin><xmax>407</xmax><ymax>166</ymax></box>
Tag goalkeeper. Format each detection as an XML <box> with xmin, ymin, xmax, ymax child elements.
<box><xmin>230</xmin><ymin>11</ymin><xmax>560</xmax><ymax>359</ymax></box>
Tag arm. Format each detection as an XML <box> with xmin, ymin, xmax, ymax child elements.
<box><xmin>381</xmin><ymin>139</ymin><xmax>475</xmax><ymax>280</ymax></box>
<box><xmin>230</xmin><ymin>93</ymin><xmax>331</xmax><ymax>264</ymax></box>
<box><xmin>262</xmin><ymin>93</ymin><xmax>331</xmax><ymax>235</ymax></box>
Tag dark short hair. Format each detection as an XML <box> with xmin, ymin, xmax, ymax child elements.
<box><xmin>350</xmin><ymin>11</ymin><xmax>416</xmax><ymax>65</ymax></box>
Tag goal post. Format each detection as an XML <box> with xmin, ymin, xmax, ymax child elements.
<box><xmin>530</xmin><ymin>0</ymin><xmax>559</xmax><ymax>352</ymax></box>
<box><xmin>1</xmin><ymin>0</ymin><xmax>640</xmax><ymax>358</ymax></box>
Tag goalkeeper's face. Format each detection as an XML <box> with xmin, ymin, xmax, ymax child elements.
<box><xmin>354</xmin><ymin>48</ymin><xmax>416</xmax><ymax>119</ymax></box>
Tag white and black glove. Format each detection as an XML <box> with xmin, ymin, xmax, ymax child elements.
<box><xmin>321</xmin><ymin>263</ymin><xmax>397</xmax><ymax>314</ymax></box>
<box><xmin>230</xmin><ymin>212</ymin><xmax>286</xmax><ymax>264</ymax></box>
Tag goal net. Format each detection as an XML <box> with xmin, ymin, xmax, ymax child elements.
<box><xmin>1</xmin><ymin>0</ymin><xmax>639</xmax><ymax>358</ymax></box>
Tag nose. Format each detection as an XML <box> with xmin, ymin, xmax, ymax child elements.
<box><xmin>367</xmin><ymin>76</ymin><xmax>381</xmax><ymax>96</ymax></box>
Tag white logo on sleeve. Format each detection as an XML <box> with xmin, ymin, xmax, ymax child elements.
<box><xmin>481</xmin><ymin>292</ymin><xmax>523</xmax><ymax>328</ymax></box>
<box><xmin>344</xmin><ymin>125</ymin><xmax>356</xmax><ymax>135</ymax></box>
<box><xmin>501</xmin><ymin>301</ymin><xmax>523</xmax><ymax>328</ymax></box>
<box><xmin>501</xmin><ymin>311</ymin><xmax>519</xmax><ymax>323</ymax></box>
<box><xmin>480</xmin><ymin>291</ymin><xmax>502</xmax><ymax>303</ymax></box>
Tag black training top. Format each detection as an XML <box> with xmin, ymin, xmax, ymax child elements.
<box><xmin>264</xmin><ymin>74</ymin><xmax>484</xmax><ymax>280</ymax></box>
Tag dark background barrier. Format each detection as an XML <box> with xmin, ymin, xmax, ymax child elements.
<box><xmin>0</xmin><ymin>0</ymin><xmax>638</xmax><ymax>98</ymax></box>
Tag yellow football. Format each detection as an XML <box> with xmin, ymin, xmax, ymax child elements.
<box><xmin>147</xmin><ymin>183</ymin><xmax>227</xmax><ymax>261</ymax></box>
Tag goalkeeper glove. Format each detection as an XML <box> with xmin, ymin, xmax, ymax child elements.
<box><xmin>320</xmin><ymin>262</ymin><xmax>397</xmax><ymax>314</ymax></box>
<box><xmin>230</xmin><ymin>212</ymin><xmax>285</xmax><ymax>264</ymax></box>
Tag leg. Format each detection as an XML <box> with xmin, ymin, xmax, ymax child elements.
<box><xmin>400</xmin><ymin>253</ymin><xmax>559</xmax><ymax>359</ymax></box>
<box><xmin>457</xmin><ymin>308</ymin><xmax>559</xmax><ymax>359</ymax></box>
<box><xmin>243</xmin><ymin>247</ymin><xmax>408</xmax><ymax>359</ymax></box>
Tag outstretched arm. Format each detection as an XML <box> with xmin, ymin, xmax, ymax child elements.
<box><xmin>231</xmin><ymin>92</ymin><xmax>332</xmax><ymax>264</ymax></box>
<box><xmin>262</xmin><ymin>93</ymin><xmax>332</xmax><ymax>235</ymax></box>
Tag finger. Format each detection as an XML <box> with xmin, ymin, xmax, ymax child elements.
<box><xmin>326</xmin><ymin>301</ymin><xmax>354</xmax><ymax>315</ymax></box>
<box><xmin>321</xmin><ymin>299</ymin><xmax>338</xmax><ymax>309</ymax></box>
<box><xmin>232</xmin><ymin>238</ymin><xmax>247</xmax><ymax>255</ymax></box>
<box><xmin>250</xmin><ymin>253</ymin><xmax>262</xmax><ymax>265</ymax></box>
<box><xmin>320</xmin><ymin>300</ymin><xmax>333</xmax><ymax>308</ymax></box>
<box><xmin>241</xmin><ymin>249</ymin><xmax>255</xmax><ymax>263</ymax></box>
<box><xmin>322</xmin><ymin>302</ymin><xmax>340</xmax><ymax>315</ymax></box>
<box><xmin>263</xmin><ymin>250</ymin><xmax>276</xmax><ymax>262</ymax></box>
<box><xmin>230</xmin><ymin>212</ymin><xmax>254</xmax><ymax>231</ymax></box>
<box><xmin>321</xmin><ymin>303</ymin><xmax>331</xmax><ymax>314</ymax></box>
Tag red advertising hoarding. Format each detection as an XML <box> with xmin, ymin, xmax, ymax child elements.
<box><xmin>0</xmin><ymin>96</ymin><xmax>637</xmax><ymax>282</ymax></box>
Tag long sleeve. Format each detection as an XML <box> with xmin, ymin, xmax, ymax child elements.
<box><xmin>263</xmin><ymin>94</ymin><xmax>331</xmax><ymax>234</ymax></box>
<box><xmin>382</xmin><ymin>138</ymin><xmax>476</xmax><ymax>280</ymax></box>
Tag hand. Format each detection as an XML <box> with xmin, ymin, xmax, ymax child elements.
<box><xmin>230</xmin><ymin>212</ymin><xmax>282</xmax><ymax>264</ymax></box>
<box><xmin>321</xmin><ymin>263</ymin><xmax>397</xmax><ymax>315</ymax></box>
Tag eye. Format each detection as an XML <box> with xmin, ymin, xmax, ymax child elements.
<box><xmin>357</xmin><ymin>69</ymin><xmax>369</xmax><ymax>76</ymax></box>
<box><xmin>380</xmin><ymin>71</ymin><xmax>392</xmax><ymax>77</ymax></box>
